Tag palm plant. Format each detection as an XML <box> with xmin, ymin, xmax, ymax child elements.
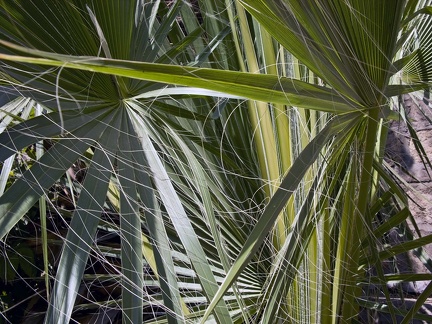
<box><xmin>1</xmin><ymin>0</ymin><xmax>432</xmax><ymax>323</ymax></box>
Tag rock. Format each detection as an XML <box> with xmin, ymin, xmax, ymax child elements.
<box><xmin>380</xmin><ymin>93</ymin><xmax>432</xmax><ymax>304</ymax></box>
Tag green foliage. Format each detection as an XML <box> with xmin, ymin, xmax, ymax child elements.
<box><xmin>0</xmin><ymin>0</ymin><xmax>432</xmax><ymax>323</ymax></box>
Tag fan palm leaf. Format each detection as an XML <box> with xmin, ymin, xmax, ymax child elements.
<box><xmin>1</xmin><ymin>1</ymin><xmax>432</xmax><ymax>323</ymax></box>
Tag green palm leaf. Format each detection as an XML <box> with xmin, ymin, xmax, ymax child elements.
<box><xmin>1</xmin><ymin>1</ymin><xmax>432</xmax><ymax>323</ymax></box>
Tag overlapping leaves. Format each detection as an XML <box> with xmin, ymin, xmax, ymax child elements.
<box><xmin>1</xmin><ymin>1</ymin><xmax>432</xmax><ymax>323</ymax></box>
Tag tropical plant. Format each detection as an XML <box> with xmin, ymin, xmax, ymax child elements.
<box><xmin>1</xmin><ymin>0</ymin><xmax>432</xmax><ymax>323</ymax></box>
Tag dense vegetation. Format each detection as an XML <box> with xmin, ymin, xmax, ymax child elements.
<box><xmin>1</xmin><ymin>0</ymin><xmax>432</xmax><ymax>323</ymax></box>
